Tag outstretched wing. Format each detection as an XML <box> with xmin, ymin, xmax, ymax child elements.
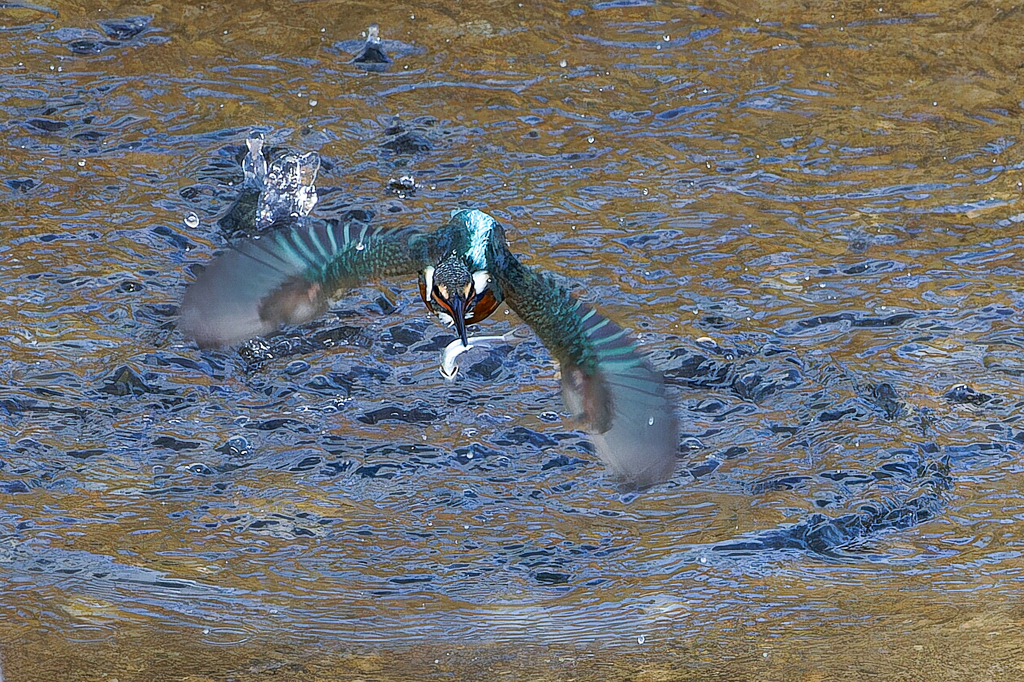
<box><xmin>494</xmin><ymin>253</ymin><xmax>678</xmax><ymax>488</ymax></box>
<box><xmin>180</xmin><ymin>218</ymin><xmax>429</xmax><ymax>348</ymax></box>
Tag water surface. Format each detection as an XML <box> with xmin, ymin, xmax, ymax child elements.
<box><xmin>2</xmin><ymin>1</ymin><xmax>1024</xmax><ymax>679</ymax></box>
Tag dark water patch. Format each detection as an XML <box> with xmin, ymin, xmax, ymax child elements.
<box><xmin>97</xmin><ymin>16</ymin><xmax>151</xmax><ymax>40</ymax></box>
<box><xmin>66</xmin><ymin>449</ymin><xmax>106</xmax><ymax>460</ymax></box>
<box><xmin>464</xmin><ymin>353</ymin><xmax>506</xmax><ymax>381</ymax></box>
<box><xmin>749</xmin><ymin>475</ymin><xmax>814</xmax><ymax>494</ymax></box>
<box><xmin>867</xmin><ymin>382</ymin><xmax>905</xmax><ymax>420</ymax></box>
<box><xmin>331</xmin><ymin>32</ymin><xmax>421</xmax><ymax>68</ymax></box>
<box><xmin>712</xmin><ymin>458</ymin><xmax>953</xmax><ymax>559</ymax></box>
<box><xmin>305</xmin><ymin>373</ymin><xmax>353</xmax><ymax>397</ymax></box>
<box><xmin>246</xmin><ymin>418</ymin><xmax>308</xmax><ymax>433</ymax></box>
<box><xmin>284</xmin><ymin>360</ymin><xmax>309</xmax><ymax>376</ymax></box>
<box><xmin>452</xmin><ymin>442</ymin><xmax>505</xmax><ymax>468</ymax></box>
<box><xmin>186</xmin><ymin>462</ymin><xmax>216</xmax><ymax>476</ymax></box>
<box><xmin>783</xmin><ymin>311</ymin><xmax>917</xmax><ymax>336</ymax></box>
<box><xmin>5</xmin><ymin>177</ymin><xmax>38</xmax><ymax>193</ymax></box>
<box><xmin>24</xmin><ymin>118</ymin><xmax>69</xmax><ymax>133</ymax></box>
<box><xmin>945</xmin><ymin>384</ymin><xmax>992</xmax><ymax>405</ymax></box>
<box><xmin>217</xmin><ymin>436</ymin><xmax>252</xmax><ymax>460</ymax></box>
<box><xmin>354</xmin><ymin>462</ymin><xmax>400</xmax><ymax>479</ymax></box>
<box><xmin>381</xmin><ymin>321</ymin><xmax>427</xmax><ymax>349</ymax></box>
<box><xmin>285</xmin><ymin>455</ymin><xmax>323</xmax><ymax>472</ymax></box>
<box><xmin>217</xmin><ymin>511</ymin><xmax>336</xmax><ymax>539</ymax></box>
<box><xmin>151</xmin><ymin>224</ymin><xmax>193</xmax><ymax>251</ymax></box>
<box><xmin>215</xmin><ymin>187</ymin><xmax>260</xmax><ymax>238</ymax></box>
<box><xmin>713</xmin><ymin>491</ymin><xmax>946</xmax><ymax>558</ymax></box>
<box><xmin>318</xmin><ymin>458</ymin><xmax>356</xmax><ymax>477</ymax></box>
<box><xmin>817</xmin><ymin>402</ymin><xmax>865</xmax><ymax>423</ymax></box>
<box><xmin>841</xmin><ymin>260</ymin><xmax>897</xmax><ymax>275</ymax></box>
<box><xmin>534</xmin><ymin>571</ymin><xmax>569</xmax><ymax>585</ymax></box>
<box><xmin>663</xmin><ymin>343</ymin><xmax>804</xmax><ymax>403</ymax></box>
<box><xmin>942</xmin><ymin>441</ymin><xmax>1011</xmax><ymax>467</ymax></box>
<box><xmin>50</xmin><ymin>16</ymin><xmax>166</xmax><ymax>56</ymax></box>
<box><xmin>98</xmin><ymin>365</ymin><xmax>158</xmax><ymax>397</ymax></box>
<box><xmin>0</xmin><ymin>480</ymin><xmax>31</xmax><ymax>494</ymax></box>
<box><xmin>153</xmin><ymin>436</ymin><xmax>201</xmax><ymax>452</ymax></box>
<box><xmin>495</xmin><ymin>426</ymin><xmax>558</xmax><ymax>449</ymax></box>
<box><xmin>238</xmin><ymin>324</ymin><xmax>374</xmax><ymax>370</ymax></box>
<box><xmin>381</xmin><ymin>128</ymin><xmax>433</xmax><ymax>156</ymax></box>
<box><xmin>358</xmin><ymin>404</ymin><xmax>439</xmax><ymax>425</ymax></box>
<box><xmin>0</xmin><ymin>396</ymin><xmax>86</xmax><ymax>421</ymax></box>
<box><xmin>687</xmin><ymin>457</ymin><xmax>721</xmax><ymax>478</ymax></box>
<box><xmin>541</xmin><ymin>453</ymin><xmax>588</xmax><ymax>472</ymax></box>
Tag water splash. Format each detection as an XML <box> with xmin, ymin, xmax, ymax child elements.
<box><xmin>240</xmin><ymin>134</ymin><xmax>320</xmax><ymax>230</ymax></box>
<box><xmin>352</xmin><ymin>23</ymin><xmax>392</xmax><ymax>70</ymax></box>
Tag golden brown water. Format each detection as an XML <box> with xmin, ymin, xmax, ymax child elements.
<box><xmin>2</xmin><ymin>1</ymin><xmax>1024</xmax><ymax>679</ymax></box>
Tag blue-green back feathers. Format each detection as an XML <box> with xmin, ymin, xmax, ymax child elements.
<box><xmin>495</xmin><ymin>256</ymin><xmax>678</xmax><ymax>488</ymax></box>
<box><xmin>180</xmin><ymin>218</ymin><xmax>426</xmax><ymax>348</ymax></box>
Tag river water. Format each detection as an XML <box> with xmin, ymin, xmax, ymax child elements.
<box><xmin>2</xmin><ymin>1</ymin><xmax>1024</xmax><ymax>680</ymax></box>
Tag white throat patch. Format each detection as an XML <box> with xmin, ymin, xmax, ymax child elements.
<box><xmin>472</xmin><ymin>270</ymin><xmax>490</xmax><ymax>296</ymax></box>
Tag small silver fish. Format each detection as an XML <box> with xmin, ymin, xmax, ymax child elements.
<box><xmin>439</xmin><ymin>334</ymin><xmax>512</xmax><ymax>380</ymax></box>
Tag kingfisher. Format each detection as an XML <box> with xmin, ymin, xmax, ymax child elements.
<box><xmin>179</xmin><ymin>209</ymin><xmax>679</xmax><ymax>488</ymax></box>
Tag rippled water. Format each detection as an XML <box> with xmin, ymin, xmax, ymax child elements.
<box><xmin>3</xmin><ymin>1</ymin><xmax>1024</xmax><ymax>679</ymax></box>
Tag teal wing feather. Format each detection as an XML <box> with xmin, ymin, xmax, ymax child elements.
<box><xmin>494</xmin><ymin>254</ymin><xmax>678</xmax><ymax>488</ymax></box>
<box><xmin>180</xmin><ymin>218</ymin><xmax>428</xmax><ymax>348</ymax></box>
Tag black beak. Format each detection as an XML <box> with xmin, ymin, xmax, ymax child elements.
<box><xmin>449</xmin><ymin>293</ymin><xmax>471</xmax><ymax>346</ymax></box>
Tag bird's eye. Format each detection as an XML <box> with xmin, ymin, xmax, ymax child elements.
<box><xmin>430</xmin><ymin>285</ymin><xmax>458</xmax><ymax>318</ymax></box>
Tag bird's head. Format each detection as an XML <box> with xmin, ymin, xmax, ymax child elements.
<box><xmin>419</xmin><ymin>252</ymin><xmax>500</xmax><ymax>345</ymax></box>
<box><xmin>418</xmin><ymin>209</ymin><xmax>504</xmax><ymax>345</ymax></box>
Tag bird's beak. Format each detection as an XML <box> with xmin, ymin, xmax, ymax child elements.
<box><xmin>449</xmin><ymin>293</ymin><xmax>471</xmax><ymax>347</ymax></box>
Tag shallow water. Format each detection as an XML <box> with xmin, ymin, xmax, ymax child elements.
<box><xmin>2</xmin><ymin>1</ymin><xmax>1024</xmax><ymax>679</ymax></box>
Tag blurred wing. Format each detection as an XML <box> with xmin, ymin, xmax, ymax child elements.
<box><xmin>497</xmin><ymin>256</ymin><xmax>678</xmax><ymax>488</ymax></box>
<box><xmin>180</xmin><ymin>219</ymin><xmax>428</xmax><ymax>348</ymax></box>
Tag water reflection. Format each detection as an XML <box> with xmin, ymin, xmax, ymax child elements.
<box><xmin>2</xmin><ymin>0</ymin><xmax>1024</xmax><ymax>677</ymax></box>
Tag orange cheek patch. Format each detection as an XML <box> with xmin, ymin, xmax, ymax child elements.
<box><xmin>465</xmin><ymin>290</ymin><xmax>499</xmax><ymax>324</ymax></box>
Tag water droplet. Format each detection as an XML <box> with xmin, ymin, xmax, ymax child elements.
<box><xmin>642</xmin><ymin>188</ymin><xmax>649</xmax><ymax>196</ymax></box>
<box><xmin>587</xmin><ymin>135</ymin><xmax>594</xmax><ymax>144</ymax></box>
<box><xmin>77</xmin><ymin>159</ymin><xmax>85</xmax><ymax>167</ymax></box>
<box><xmin>663</xmin><ymin>35</ymin><xmax>670</xmax><ymax>41</ymax></box>
<box><xmin>309</xmin><ymin>99</ymin><xmax>318</xmax><ymax>107</ymax></box>
<box><xmin>184</xmin><ymin>212</ymin><xmax>200</xmax><ymax>228</ymax></box>
<box><xmin>637</xmin><ymin>635</ymin><xmax>646</xmax><ymax>645</ymax></box>
<box><xmin>559</xmin><ymin>59</ymin><xmax>567</xmax><ymax>68</ymax></box>
<box><xmin>648</xmin><ymin>417</ymin><xmax>655</xmax><ymax>426</ymax></box>
<box><xmin>356</xmin><ymin>242</ymin><xmax>365</xmax><ymax>251</ymax></box>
